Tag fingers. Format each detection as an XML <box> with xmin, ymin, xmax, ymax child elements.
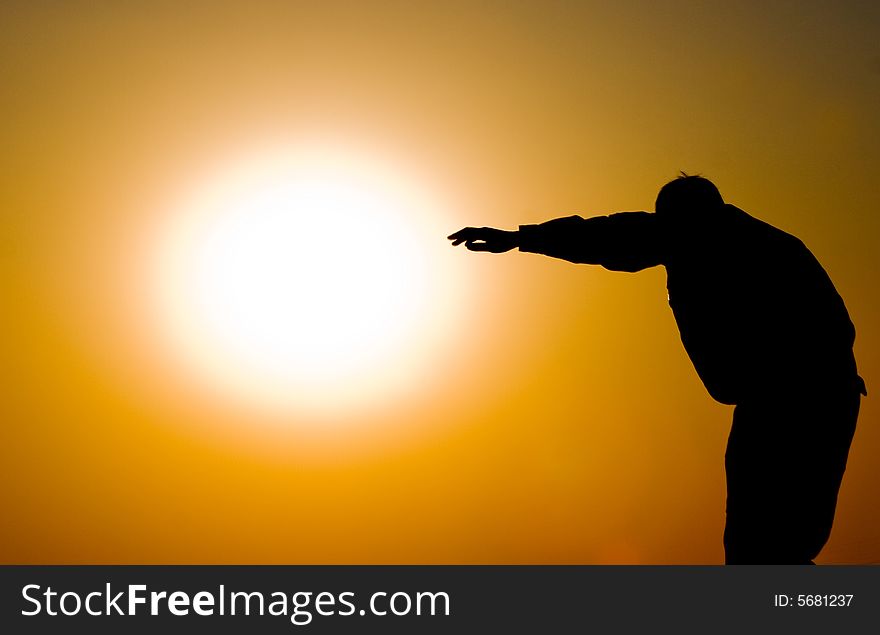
<box><xmin>447</xmin><ymin>227</ymin><xmax>479</xmax><ymax>245</ymax></box>
<box><xmin>446</xmin><ymin>228</ymin><xmax>466</xmax><ymax>240</ymax></box>
<box><xmin>448</xmin><ymin>226</ymin><xmax>514</xmax><ymax>252</ymax></box>
<box><xmin>448</xmin><ymin>227</ymin><xmax>495</xmax><ymax>246</ymax></box>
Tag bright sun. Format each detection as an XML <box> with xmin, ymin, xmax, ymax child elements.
<box><xmin>152</xmin><ymin>147</ymin><xmax>463</xmax><ymax>421</ymax></box>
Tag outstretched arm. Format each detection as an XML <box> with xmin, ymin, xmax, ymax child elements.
<box><xmin>448</xmin><ymin>212</ymin><xmax>663</xmax><ymax>272</ymax></box>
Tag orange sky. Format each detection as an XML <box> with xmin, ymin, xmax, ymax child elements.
<box><xmin>2</xmin><ymin>1</ymin><xmax>878</xmax><ymax>563</ymax></box>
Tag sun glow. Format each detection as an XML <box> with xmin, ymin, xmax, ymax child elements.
<box><xmin>152</xmin><ymin>148</ymin><xmax>463</xmax><ymax>421</ymax></box>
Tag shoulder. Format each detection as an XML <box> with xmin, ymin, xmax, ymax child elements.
<box><xmin>723</xmin><ymin>204</ymin><xmax>805</xmax><ymax>249</ymax></box>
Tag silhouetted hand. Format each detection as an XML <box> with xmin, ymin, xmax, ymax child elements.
<box><xmin>447</xmin><ymin>227</ymin><xmax>519</xmax><ymax>253</ymax></box>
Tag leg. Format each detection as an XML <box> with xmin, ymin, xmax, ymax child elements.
<box><xmin>723</xmin><ymin>392</ymin><xmax>859</xmax><ymax>564</ymax></box>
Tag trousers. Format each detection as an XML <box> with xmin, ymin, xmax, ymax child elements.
<box><xmin>723</xmin><ymin>386</ymin><xmax>861</xmax><ymax>564</ymax></box>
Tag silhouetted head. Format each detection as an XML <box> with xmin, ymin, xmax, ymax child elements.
<box><xmin>655</xmin><ymin>173</ymin><xmax>724</xmax><ymax>220</ymax></box>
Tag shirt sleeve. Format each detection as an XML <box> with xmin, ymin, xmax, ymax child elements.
<box><xmin>517</xmin><ymin>212</ymin><xmax>663</xmax><ymax>272</ymax></box>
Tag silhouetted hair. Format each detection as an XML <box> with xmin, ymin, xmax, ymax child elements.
<box><xmin>655</xmin><ymin>173</ymin><xmax>724</xmax><ymax>216</ymax></box>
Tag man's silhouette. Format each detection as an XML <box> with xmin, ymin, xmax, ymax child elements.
<box><xmin>448</xmin><ymin>175</ymin><xmax>866</xmax><ymax>564</ymax></box>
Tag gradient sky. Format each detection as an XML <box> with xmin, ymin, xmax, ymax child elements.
<box><xmin>2</xmin><ymin>0</ymin><xmax>878</xmax><ymax>563</ymax></box>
